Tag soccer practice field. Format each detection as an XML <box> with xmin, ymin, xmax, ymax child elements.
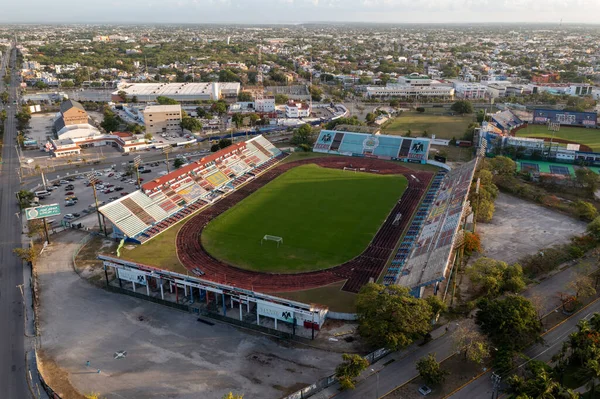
<box><xmin>382</xmin><ymin>112</ymin><xmax>475</xmax><ymax>140</ymax></box>
<box><xmin>201</xmin><ymin>164</ymin><xmax>408</xmax><ymax>273</ymax></box>
<box><xmin>515</xmin><ymin>125</ymin><xmax>600</xmax><ymax>152</ymax></box>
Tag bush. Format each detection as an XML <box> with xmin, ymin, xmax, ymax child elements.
<box><xmin>416</xmin><ymin>107</ymin><xmax>425</xmax><ymax>113</ymax></box>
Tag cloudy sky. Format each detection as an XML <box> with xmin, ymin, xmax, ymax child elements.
<box><xmin>2</xmin><ymin>0</ymin><xmax>600</xmax><ymax>24</ymax></box>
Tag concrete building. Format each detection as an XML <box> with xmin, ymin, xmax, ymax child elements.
<box><xmin>452</xmin><ymin>81</ymin><xmax>488</xmax><ymax>99</ymax></box>
<box><xmin>143</xmin><ymin>105</ymin><xmax>182</xmax><ymax>136</ymax></box>
<box><xmin>112</xmin><ymin>82</ymin><xmax>240</xmax><ymax>103</ymax></box>
<box><xmin>254</xmin><ymin>97</ymin><xmax>275</xmax><ymax>113</ymax></box>
<box><xmin>529</xmin><ymin>83</ymin><xmax>594</xmax><ymax>97</ymax></box>
<box><xmin>285</xmin><ymin>101</ymin><xmax>311</xmax><ymax>118</ymax></box>
<box><xmin>53</xmin><ymin>100</ymin><xmax>103</xmax><ymax>140</ymax></box>
<box><xmin>366</xmin><ymin>84</ymin><xmax>454</xmax><ymax>99</ymax></box>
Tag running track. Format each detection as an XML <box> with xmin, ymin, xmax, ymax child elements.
<box><xmin>176</xmin><ymin>156</ymin><xmax>432</xmax><ymax>293</ymax></box>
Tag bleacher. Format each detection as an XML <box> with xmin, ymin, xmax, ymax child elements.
<box><xmin>99</xmin><ymin>135</ymin><xmax>286</xmax><ymax>244</ymax></box>
<box><xmin>394</xmin><ymin>159</ymin><xmax>478</xmax><ymax>293</ymax></box>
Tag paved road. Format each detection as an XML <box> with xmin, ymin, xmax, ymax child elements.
<box><xmin>0</xmin><ymin>45</ymin><xmax>29</xmax><ymax>398</ymax></box>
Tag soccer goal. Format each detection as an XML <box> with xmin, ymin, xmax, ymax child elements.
<box><xmin>261</xmin><ymin>235</ymin><xmax>283</xmax><ymax>247</ymax></box>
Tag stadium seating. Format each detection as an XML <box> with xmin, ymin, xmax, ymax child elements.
<box><xmin>175</xmin><ymin>156</ymin><xmax>432</xmax><ymax>294</ymax></box>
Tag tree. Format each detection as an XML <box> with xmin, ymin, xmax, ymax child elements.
<box><xmin>155</xmin><ymin>96</ymin><xmax>179</xmax><ymax>105</ymax></box>
<box><xmin>585</xmin><ymin>359</ymin><xmax>600</xmax><ymax>398</ymax></box>
<box><xmin>221</xmin><ymin>393</ymin><xmax>243</xmax><ymax>399</ymax></box>
<box><xmin>568</xmin><ymin>272</ymin><xmax>596</xmax><ymax>300</ymax></box>
<box><xmin>0</xmin><ymin>90</ymin><xmax>8</xmax><ymax>103</ymax></box>
<box><xmin>211</xmin><ymin>101</ymin><xmax>228</xmax><ymax>116</ymax></box>
<box><xmin>290</xmin><ymin>124</ymin><xmax>314</xmax><ymax>148</ymax></box>
<box><xmin>450</xmin><ymin>100</ymin><xmax>474</xmax><ymax>115</ymax></box>
<box><xmin>131</xmin><ymin>95</ymin><xmax>138</xmax><ymax>103</ymax></box>
<box><xmin>34</xmin><ymin>80</ymin><xmax>48</xmax><ymax>90</ymax></box>
<box><xmin>485</xmin><ymin>156</ymin><xmax>516</xmax><ymax>175</ymax></box>
<box><xmin>453</xmin><ymin>325</ymin><xmax>491</xmax><ymax>364</ymax></box>
<box><xmin>356</xmin><ymin>283</ymin><xmax>433</xmax><ymax>350</ymax></box>
<box><xmin>0</xmin><ymin>109</ymin><xmax>7</xmax><ymax>123</ymax></box>
<box><xmin>575</xmin><ymin>168</ymin><xmax>599</xmax><ymax>194</ymax></box>
<box><xmin>210</xmin><ymin>144</ymin><xmax>220</xmax><ymax>152</ymax></box>
<box><xmin>100</xmin><ymin>108</ymin><xmax>119</xmax><ymax>132</ymax></box>
<box><xmin>506</xmin><ymin>361</ymin><xmax>577</xmax><ymax>399</ymax></box>
<box><xmin>309</xmin><ymin>85</ymin><xmax>323</xmax><ymax>102</ymax></box>
<box><xmin>416</xmin><ymin>354</ymin><xmax>448</xmax><ymax>386</ymax></box>
<box><xmin>180</xmin><ymin>117</ymin><xmax>202</xmax><ymax>133</ymax></box>
<box><xmin>14</xmin><ymin>246</ymin><xmax>37</xmax><ymax>264</ymax></box>
<box><xmin>237</xmin><ymin>91</ymin><xmax>253</xmax><ymax>102</ymax></box>
<box><xmin>587</xmin><ymin>217</ymin><xmax>600</xmax><ymax>241</ymax></box>
<box><xmin>117</xmin><ymin>90</ymin><xmax>128</xmax><ymax>102</ymax></box>
<box><xmin>426</xmin><ymin>296</ymin><xmax>447</xmax><ymax>318</ymax></box>
<box><xmin>231</xmin><ymin>113</ymin><xmax>244</xmax><ymax>129</ymax></box>
<box><xmin>173</xmin><ymin>158</ymin><xmax>185</xmax><ymax>169</ymax></box>
<box><xmin>335</xmin><ymin>354</ymin><xmax>369</xmax><ymax>390</ymax></box>
<box><xmin>467</xmin><ymin>258</ymin><xmax>525</xmax><ymax>298</ymax></box>
<box><xmin>575</xmin><ymin>200</ymin><xmax>598</xmax><ymax>221</ymax></box>
<box><xmin>17</xmin><ymin>190</ymin><xmax>35</xmax><ymax>209</ymax></box>
<box><xmin>476</xmin><ymin>295</ymin><xmax>542</xmax><ymax>352</ymax></box>
<box><xmin>27</xmin><ymin>219</ymin><xmax>46</xmax><ymax>239</ymax></box>
<box><xmin>144</xmin><ymin>133</ymin><xmax>153</xmax><ymax>141</ymax></box>
<box><xmin>365</xmin><ymin>112</ymin><xmax>376</xmax><ymax>123</ymax></box>
<box><xmin>274</xmin><ymin>94</ymin><xmax>289</xmax><ymax>105</ymax></box>
<box><xmin>463</xmin><ymin>232</ymin><xmax>481</xmax><ymax>256</ymax></box>
<box><xmin>218</xmin><ymin>138</ymin><xmax>232</xmax><ymax>149</ymax></box>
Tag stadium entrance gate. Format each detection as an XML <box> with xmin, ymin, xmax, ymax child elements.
<box><xmin>98</xmin><ymin>255</ymin><xmax>327</xmax><ymax>336</ymax></box>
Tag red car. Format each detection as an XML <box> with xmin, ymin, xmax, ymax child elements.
<box><xmin>105</xmin><ymin>184</ymin><xmax>114</xmax><ymax>188</ymax></box>
<box><xmin>120</xmin><ymin>192</ymin><xmax>129</xmax><ymax>196</ymax></box>
<box><xmin>65</xmin><ymin>191</ymin><xmax>74</xmax><ymax>195</ymax></box>
<box><xmin>108</xmin><ymin>172</ymin><xmax>114</xmax><ymax>177</ymax></box>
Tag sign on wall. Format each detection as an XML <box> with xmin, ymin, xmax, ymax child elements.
<box><xmin>25</xmin><ymin>204</ymin><xmax>61</xmax><ymax>220</ymax></box>
<box><xmin>257</xmin><ymin>301</ymin><xmax>296</xmax><ymax>324</ymax></box>
<box><xmin>117</xmin><ymin>267</ymin><xmax>147</xmax><ymax>285</ymax></box>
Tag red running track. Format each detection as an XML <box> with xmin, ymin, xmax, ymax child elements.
<box><xmin>176</xmin><ymin>156</ymin><xmax>432</xmax><ymax>294</ymax></box>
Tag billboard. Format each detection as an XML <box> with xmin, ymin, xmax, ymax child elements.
<box><xmin>117</xmin><ymin>267</ymin><xmax>147</xmax><ymax>285</ymax></box>
<box><xmin>533</xmin><ymin>109</ymin><xmax>597</xmax><ymax>127</ymax></box>
<box><xmin>25</xmin><ymin>204</ymin><xmax>61</xmax><ymax>220</ymax></box>
<box><xmin>313</xmin><ymin>130</ymin><xmax>430</xmax><ymax>164</ymax></box>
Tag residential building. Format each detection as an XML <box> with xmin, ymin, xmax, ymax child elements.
<box><xmin>254</xmin><ymin>96</ymin><xmax>275</xmax><ymax>113</ymax></box>
<box><xmin>285</xmin><ymin>101</ymin><xmax>311</xmax><ymax>118</ymax></box>
<box><xmin>143</xmin><ymin>104</ymin><xmax>182</xmax><ymax>135</ymax></box>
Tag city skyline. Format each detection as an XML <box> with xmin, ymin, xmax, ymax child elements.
<box><xmin>2</xmin><ymin>0</ymin><xmax>600</xmax><ymax>24</ymax></box>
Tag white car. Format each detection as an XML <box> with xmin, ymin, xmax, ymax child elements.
<box><xmin>64</xmin><ymin>214</ymin><xmax>75</xmax><ymax>220</ymax></box>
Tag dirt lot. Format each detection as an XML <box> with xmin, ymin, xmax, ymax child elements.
<box><xmin>37</xmin><ymin>230</ymin><xmax>341</xmax><ymax>399</ymax></box>
<box><xmin>477</xmin><ymin>192</ymin><xmax>587</xmax><ymax>264</ymax></box>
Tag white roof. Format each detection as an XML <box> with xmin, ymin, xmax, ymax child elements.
<box><xmin>143</xmin><ymin>104</ymin><xmax>181</xmax><ymax>113</ymax></box>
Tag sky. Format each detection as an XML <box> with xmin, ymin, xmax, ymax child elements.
<box><xmin>2</xmin><ymin>0</ymin><xmax>600</xmax><ymax>24</ymax></box>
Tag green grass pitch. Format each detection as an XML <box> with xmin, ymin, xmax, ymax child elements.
<box><xmin>382</xmin><ymin>112</ymin><xmax>475</xmax><ymax>140</ymax></box>
<box><xmin>515</xmin><ymin>125</ymin><xmax>600</xmax><ymax>152</ymax></box>
<box><xmin>201</xmin><ymin>164</ymin><xmax>408</xmax><ymax>273</ymax></box>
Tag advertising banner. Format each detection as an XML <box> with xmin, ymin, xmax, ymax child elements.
<box><xmin>117</xmin><ymin>268</ymin><xmax>147</xmax><ymax>285</ymax></box>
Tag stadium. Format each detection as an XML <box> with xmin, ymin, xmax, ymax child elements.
<box><xmin>98</xmin><ymin>132</ymin><xmax>476</xmax><ymax>334</ymax></box>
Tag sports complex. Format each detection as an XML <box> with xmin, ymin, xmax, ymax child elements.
<box><xmin>98</xmin><ymin>132</ymin><xmax>477</xmax><ymax>334</ymax></box>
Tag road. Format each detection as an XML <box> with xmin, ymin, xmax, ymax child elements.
<box><xmin>0</xmin><ymin>45</ymin><xmax>29</xmax><ymax>398</ymax></box>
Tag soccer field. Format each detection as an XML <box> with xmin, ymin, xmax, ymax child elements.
<box><xmin>382</xmin><ymin>112</ymin><xmax>475</xmax><ymax>140</ymax></box>
<box><xmin>516</xmin><ymin>125</ymin><xmax>600</xmax><ymax>152</ymax></box>
<box><xmin>201</xmin><ymin>164</ymin><xmax>408</xmax><ymax>273</ymax></box>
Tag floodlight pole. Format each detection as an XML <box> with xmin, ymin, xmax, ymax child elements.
<box><xmin>88</xmin><ymin>173</ymin><xmax>107</xmax><ymax>237</ymax></box>
<box><xmin>163</xmin><ymin>146</ymin><xmax>171</xmax><ymax>173</ymax></box>
<box><xmin>134</xmin><ymin>155</ymin><xmax>142</xmax><ymax>189</ymax></box>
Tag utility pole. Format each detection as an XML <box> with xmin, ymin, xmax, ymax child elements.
<box><xmin>163</xmin><ymin>146</ymin><xmax>171</xmax><ymax>173</ymax></box>
<box><xmin>134</xmin><ymin>155</ymin><xmax>142</xmax><ymax>189</ymax></box>
<box><xmin>491</xmin><ymin>372</ymin><xmax>501</xmax><ymax>399</ymax></box>
<box><xmin>87</xmin><ymin>172</ymin><xmax>107</xmax><ymax>237</ymax></box>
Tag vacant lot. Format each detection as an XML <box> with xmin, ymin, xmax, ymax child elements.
<box><xmin>382</xmin><ymin>112</ymin><xmax>475</xmax><ymax>140</ymax></box>
<box><xmin>202</xmin><ymin>164</ymin><xmax>408</xmax><ymax>273</ymax></box>
<box><xmin>516</xmin><ymin>124</ymin><xmax>600</xmax><ymax>152</ymax></box>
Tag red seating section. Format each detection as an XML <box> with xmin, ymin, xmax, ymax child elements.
<box><xmin>176</xmin><ymin>157</ymin><xmax>432</xmax><ymax>294</ymax></box>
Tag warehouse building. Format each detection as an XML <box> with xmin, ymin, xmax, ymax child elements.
<box><xmin>112</xmin><ymin>82</ymin><xmax>241</xmax><ymax>103</ymax></box>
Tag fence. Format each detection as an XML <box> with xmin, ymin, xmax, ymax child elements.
<box><xmin>282</xmin><ymin>347</ymin><xmax>391</xmax><ymax>399</ymax></box>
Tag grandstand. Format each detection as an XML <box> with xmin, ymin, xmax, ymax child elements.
<box><xmin>394</xmin><ymin>159</ymin><xmax>477</xmax><ymax>296</ymax></box>
<box><xmin>314</xmin><ymin>130</ymin><xmax>431</xmax><ymax>164</ymax></box>
<box><xmin>99</xmin><ymin>135</ymin><xmax>284</xmax><ymax>243</ymax></box>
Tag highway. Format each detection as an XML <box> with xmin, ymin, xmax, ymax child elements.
<box><xmin>0</xmin><ymin>45</ymin><xmax>29</xmax><ymax>397</ymax></box>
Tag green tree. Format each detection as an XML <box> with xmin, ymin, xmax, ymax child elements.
<box><xmin>274</xmin><ymin>94</ymin><xmax>289</xmax><ymax>104</ymax></box>
<box><xmin>335</xmin><ymin>354</ymin><xmax>369</xmax><ymax>390</ymax></box>
<box><xmin>356</xmin><ymin>283</ymin><xmax>433</xmax><ymax>350</ymax></box>
<box><xmin>100</xmin><ymin>108</ymin><xmax>120</xmax><ymax>132</ymax></box>
<box><xmin>0</xmin><ymin>109</ymin><xmax>7</xmax><ymax>123</ymax></box>
<box><xmin>237</xmin><ymin>91</ymin><xmax>253</xmax><ymax>102</ymax></box>
<box><xmin>585</xmin><ymin>359</ymin><xmax>600</xmax><ymax>398</ymax></box>
<box><xmin>34</xmin><ymin>80</ymin><xmax>48</xmax><ymax>90</ymax></box>
<box><xmin>587</xmin><ymin>217</ymin><xmax>600</xmax><ymax>240</ymax></box>
<box><xmin>416</xmin><ymin>354</ymin><xmax>448</xmax><ymax>386</ymax></box>
<box><xmin>467</xmin><ymin>258</ymin><xmax>525</xmax><ymax>298</ymax></box>
<box><xmin>144</xmin><ymin>133</ymin><xmax>153</xmax><ymax>141</ymax></box>
<box><xmin>180</xmin><ymin>117</ymin><xmax>202</xmax><ymax>133</ymax></box>
<box><xmin>211</xmin><ymin>101</ymin><xmax>228</xmax><ymax>116</ymax></box>
<box><xmin>17</xmin><ymin>190</ymin><xmax>35</xmax><ymax>209</ymax></box>
<box><xmin>117</xmin><ymin>90</ymin><xmax>128</xmax><ymax>102</ymax></box>
<box><xmin>231</xmin><ymin>113</ymin><xmax>244</xmax><ymax>128</ymax></box>
<box><xmin>219</xmin><ymin>69</ymin><xmax>240</xmax><ymax>82</ymax></box>
<box><xmin>14</xmin><ymin>246</ymin><xmax>37</xmax><ymax>264</ymax></box>
<box><xmin>485</xmin><ymin>156</ymin><xmax>516</xmax><ymax>175</ymax></box>
<box><xmin>218</xmin><ymin>138</ymin><xmax>232</xmax><ymax>149</ymax></box>
<box><xmin>290</xmin><ymin>124</ymin><xmax>314</xmax><ymax>148</ymax></box>
<box><xmin>450</xmin><ymin>100</ymin><xmax>474</xmax><ymax>115</ymax></box>
<box><xmin>426</xmin><ymin>296</ymin><xmax>447</xmax><ymax>318</ymax></box>
<box><xmin>365</xmin><ymin>112</ymin><xmax>376</xmax><ymax>123</ymax></box>
<box><xmin>155</xmin><ymin>96</ymin><xmax>179</xmax><ymax>105</ymax></box>
<box><xmin>309</xmin><ymin>85</ymin><xmax>323</xmax><ymax>102</ymax></box>
<box><xmin>575</xmin><ymin>168</ymin><xmax>600</xmax><ymax>194</ymax></box>
<box><xmin>476</xmin><ymin>295</ymin><xmax>542</xmax><ymax>352</ymax></box>
<box><xmin>1</xmin><ymin>90</ymin><xmax>10</xmax><ymax>103</ymax></box>
<box><xmin>173</xmin><ymin>158</ymin><xmax>185</xmax><ymax>169</ymax></box>
<box><xmin>575</xmin><ymin>200</ymin><xmax>598</xmax><ymax>221</ymax></box>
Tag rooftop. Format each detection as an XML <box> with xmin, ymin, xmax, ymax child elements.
<box><xmin>143</xmin><ymin>104</ymin><xmax>182</xmax><ymax>113</ymax></box>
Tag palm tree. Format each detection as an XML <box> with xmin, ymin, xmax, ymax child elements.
<box><xmin>537</xmin><ymin>371</ymin><xmax>560</xmax><ymax>399</ymax></box>
<box><xmin>585</xmin><ymin>359</ymin><xmax>600</xmax><ymax>397</ymax></box>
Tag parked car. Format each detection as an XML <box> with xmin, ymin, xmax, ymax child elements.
<box><xmin>108</xmin><ymin>172</ymin><xmax>114</xmax><ymax>177</ymax></box>
<box><xmin>105</xmin><ymin>183</ymin><xmax>114</xmax><ymax>188</ymax></box>
<box><xmin>109</xmin><ymin>196</ymin><xmax>119</xmax><ymax>201</ymax></box>
<box><xmin>60</xmin><ymin>180</ymin><xmax>69</xmax><ymax>184</ymax></box>
<box><xmin>72</xmin><ymin>213</ymin><xmax>81</xmax><ymax>218</ymax></box>
<box><xmin>65</xmin><ymin>201</ymin><xmax>75</xmax><ymax>207</ymax></box>
<box><xmin>114</xmin><ymin>186</ymin><xmax>124</xmax><ymax>191</ymax></box>
<box><xmin>65</xmin><ymin>191</ymin><xmax>74</xmax><ymax>195</ymax></box>
<box><xmin>65</xmin><ymin>196</ymin><xmax>78</xmax><ymax>202</ymax></box>
<box><xmin>120</xmin><ymin>192</ymin><xmax>129</xmax><ymax>196</ymax></box>
<box><xmin>418</xmin><ymin>386</ymin><xmax>432</xmax><ymax>396</ymax></box>
<box><xmin>103</xmin><ymin>188</ymin><xmax>114</xmax><ymax>194</ymax></box>
<box><xmin>140</xmin><ymin>169</ymin><xmax>151</xmax><ymax>174</ymax></box>
<box><xmin>52</xmin><ymin>182</ymin><xmax>61</xmax><ymax>187</ymax></box>
<box><xmin>120</xmin><ymin>177</ymin><xmax>128</xmax><ymax>182</ymax></box>
<box><xmin>64</xmin><ymin>214</ymin><xmax>75</xmax><ymax>220</ymax></box>
<box><xmin>64</xmin><ymin>185</ymin><xmax>74</xmax><ymax>191</ymax></box>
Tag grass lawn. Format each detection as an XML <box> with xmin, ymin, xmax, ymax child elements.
<box><xmin>382</xmin><ymin>111</ymin><xmax>475</xmax><ymax>140</ymax></box>
<box><xmin>120</xmin><ymin>220</ymin><xmax>188</xmax><ymax>275</ymax></box>
<box><xmin>274</xmin><ymin>281</ymin><xmax>357</xmax><ymax>313</ymax></box>
<box><xmin>516</xmin><ymin>125</ymin><xmax>600</xmax><ymax>152</ymax></box>
<box><xmin>202</xmin><ymin>164</ymin><xmax>408</xmax><ymax>273</ymax></box>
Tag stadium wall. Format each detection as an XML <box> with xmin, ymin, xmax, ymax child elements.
<box><xmin>313</xmin><ymin>130</ymin><xmax>431</xmax><ymax>164</ymax></box>
<box><xmin>533</xmin><ymin>109</ymin><xmax>598</xmax><ymax>127</ymax></box>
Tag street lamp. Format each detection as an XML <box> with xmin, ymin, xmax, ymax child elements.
<box><xmin>162</xmin><ymin>146</ymin><xmax>171</xmax><ymax>174</ymax></box>
<box><xmin>370</xmin><ymin>368</ymin><xmax>380</xmax><ymax>399</ymax></box>
<box><xmin>87</xmin><ymin>172</ymin><xmax>107</xmax><ymax>237</ymax></box>
<box><xmin>133</xmin><ymin>155</ymin><xmax>142</xmax><ymax>189</ymax></box>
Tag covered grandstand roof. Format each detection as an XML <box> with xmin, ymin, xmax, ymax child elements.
<box><xmin>396</xmin><ymin>159</ymin><xmax>477</xmax><ymax>290</ymax></box>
